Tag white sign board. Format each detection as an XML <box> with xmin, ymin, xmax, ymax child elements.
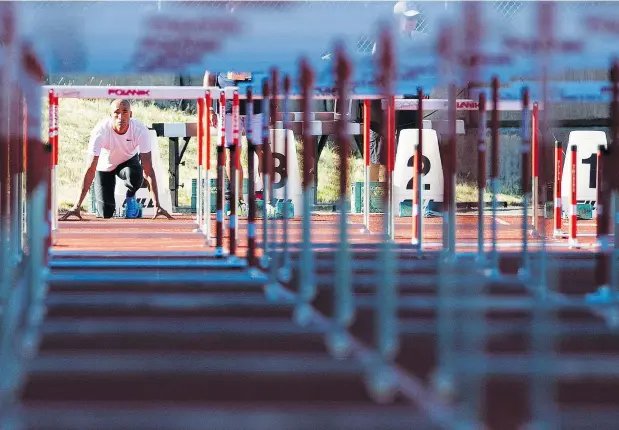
<box><xmin>250</xmin><ymin>129</ymin><xmax>302</xmax><ymax>215</ymax></box>
<box><xmin>114</xmin><ymin>131</ymin><xmax>172</xmax><ymax>217</ymax></box>
<box><xmin>393</xmin><ymin>129</ymin><xmax>444</xmax><ymax>212</ymax></box>
<box><xmin>560</xmin><ymin>131</ymin><xmax>607</xmax><ymax>212</ymax></box>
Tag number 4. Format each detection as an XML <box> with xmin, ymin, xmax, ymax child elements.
<box><xmin>406</xmin><ymin>155</ymin><xmax>431</xmax><ymax>190</ymax></box>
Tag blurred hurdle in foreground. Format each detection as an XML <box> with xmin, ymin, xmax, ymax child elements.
<box><xmin>0</xmin><ymin>37</ymin><xmax>53</xmax><ymax>425</ymax></box>
<box><xmin>5</xmin><ymin>19</ymin><xmax>619</xmax><ymax>430</ymax></box>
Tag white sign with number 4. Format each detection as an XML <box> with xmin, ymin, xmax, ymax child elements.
<box><xmin>560</xmin><ymin>130</ymin><xmax>608</xmax><ymax>212</ymax></box>
<box><xmin>393</xmin><ymin>129</ymin><xmax>444</xmax><ymax>212</ymax></box>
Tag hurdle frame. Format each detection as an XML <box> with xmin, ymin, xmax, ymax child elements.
<box><xmin>44</xmin><ymin>85</ymin><xmax>547</xmax><ymax>255</ymax></box>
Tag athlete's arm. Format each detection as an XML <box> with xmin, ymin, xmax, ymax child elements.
<box><xmin>74</xmin><ymin>154</ymin><xmax>99</xmax><ymax>208</ymax></box>
<box><xmin>140</xmin><ymin>151</ymin><xmax>173</xmax><ymax>220</ymax></box>
<box><xmin>59</xmin><ymin>154</ymin><xmax>98</xmax><ymax>220</ymax></box>
<box><xmin>139</xmin><ymin>152</ymin><xmax>159</xmax><ymax>208</ymax></box>
<box><xmin>71</xmin><ymin>123</ymin><xmax>104</xmax><ymax>211</ymax></box>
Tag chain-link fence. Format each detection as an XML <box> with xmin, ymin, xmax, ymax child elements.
<box><xmin>38</xmin><ymin>0</ymin><xmax>609</xmax><ymax>87</ymax></box>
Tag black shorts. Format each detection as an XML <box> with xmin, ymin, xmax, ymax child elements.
<box><xmin>365</xmin><ymin>99</ymin><xmax>419</xmax><ymax>165</ymax></box>
<box><xmin>94</xmin><ymin>154</ymin><xmax>144</xmax><ymax>218</ymax></box>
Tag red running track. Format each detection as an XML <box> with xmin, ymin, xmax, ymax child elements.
<box><xmin>51</xmin><ymin>213</ymin><xmax>602</xmax><ymax>253</ymax></box>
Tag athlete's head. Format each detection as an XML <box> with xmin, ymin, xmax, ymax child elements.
<box><xmin>110</xmin><ymin>99</ymin><xmax>131</xmax><ymax>134</ymax></box>
<box><xmin>393</xmin><ymin>1</ymin><xmax>419</xmax><ymax>34</ymax></box>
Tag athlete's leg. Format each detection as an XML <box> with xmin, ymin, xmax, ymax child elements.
<box><xmin>94</xmin><ymin>170</ymin><xmax>117</xmax><ymax>219</ymax></box>
<box><xmin>244</xmin><ymin>113</ymin><xmax>264</xmax><ymax>196</ymax></box>
<box><xmin>223</xmin><ymin>113</ymin><xmax>243</xmax><ymax>199</ymax></box>
<box><xmin>115</xmin><ymin>154</ymin><xmax>144</xmax><ymax>198</ymax></box>
<box><xmin>369</xmin><ymin>99</ymin><xmax>385</xmax><ymax>182</ymax></box>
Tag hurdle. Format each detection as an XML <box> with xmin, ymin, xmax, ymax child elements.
<box><xmin>0</xmin><ymin>34</ymin><xmax>51</xmax><ymax>412</ymax></box>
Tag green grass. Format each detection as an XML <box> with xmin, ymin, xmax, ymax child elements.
<box><xmin>50</xmin><ymin>99</ymin><xmax>522</xmax><ymax>210</ymax></box>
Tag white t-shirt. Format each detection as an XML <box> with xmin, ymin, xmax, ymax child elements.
<box><xmin>88</xmin><ymin>117</ymin><xmax>152</xmax><ymax>172</ymax></box>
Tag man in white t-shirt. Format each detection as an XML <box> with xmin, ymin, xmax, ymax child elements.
<box><xmin>60</xmin><ymin>99</ymin><xmax>173</xmax><ymax>220</ymax></box>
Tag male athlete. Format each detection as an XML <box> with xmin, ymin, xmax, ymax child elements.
<box><xmin>204</xmin><ymin>71</ymin><xmax>270</xmax><ymax>214</ymax></box>
<box><xmin>366</xmin><ymin>1</ymin><xmax>424</xmax><ymax>181</ymax></box>
<box><xmin>60</xmin><ymin>99</ymin><xmax>173</xmax><ymax>220</ymax></box>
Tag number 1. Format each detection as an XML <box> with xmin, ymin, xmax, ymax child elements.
<box><xmin>582</xmin><ymin>153</ymin><xmax>597</xmax><ymax>189</ymax></box>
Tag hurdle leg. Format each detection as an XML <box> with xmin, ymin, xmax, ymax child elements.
<box><xmin>486</xmin><ymin>77</ymin><xmax>500</xmax><ymax>277</ymax></box>
<box><xmin>203</xmin><ymin>91</ymin><xmax>213</xmax><ymax>246</ymax></box>
<box><xmin>530</xmin><ymin>102</ymin><xmax>540</xmax><ymax>238</ymax></box>
<box><xmin>569</xmin><ymin>144</ymin><xmax>579</xmax><ymax>249</ymax></box>
<box><xmin>412</xmin><ymin>89</ymin><xmax>423</xmax><ymax>248</ymax></box>
<box><xmin>519</xmin><ymin>88</ymin><xmax>532</xmax><ymax>278</ymax></box>
<box><xmin>368</xmin><ymin>33</ymin><xmax>398</xmax><ymax>404</ymax></box>
<box><xmin>293</xmin><ymin>62</ymin><xmax>317</xmax><ymax>326</ymax></box>
<box><xmin>245</xmin><ymin>87</ymin><xmax>258</xmax><ymax>272</ymax></box>
<box><xmin>234</xmin><ymin>169</ymin><xmax>239</xmax><ymax>243</ymax></box>
<box><xmin>327</xmin><ymin>53</ymin><xmax>354</xmax><ymax>358</ymax></box>
<box><xmin>258</xmin><ymin>80</ymin><xmax>270</xmax><ymax>269</ymax></box>
<box><xmin>50</xmin><ymin>93</ymin><xmax>58</xmax><ymax>245</ymax></box>
<box><xmin>203</xmin><ymin>168</ymin><xmax>212</xmax><ymax>244</ymax></box>
<box><xmin>195</xmin><ymin>165</ymin><xmax>202</xmax><ymax>232</ymax></box>
<box><xmin>277</xmin><ymin>76</ymin><xmax>292</xmax><ymax>282</ymax></box>
<box><xmin>265</xmin><ymin>69</ymin><xmax>282</xmax><ymax>300</ymax></box>
<box><xmin>229</xmin><ymin>146</ymin><xmax>237</xmax><ymax>258</ymax></box>
<box><xmin>553</xmin><ymin>140</ymin><xmax>567</xmax><ymax>238</ymax></box>
<box><xmin>363</xmin><ymin>99</ymin><xmax>370</xmax><ymax>233</ymax></box>
<box><xmin>612</xmin><ymin>191</ymin><xmax>619</xmax><ymax>292</ymax></box>
<box><xmin>387</xmin><ymin>96</ymin><xmax>395</xmax><ymax>241</ymax></box>
<box><xmin>476</xmin><ymin>93</ymin><xmax>487</xmax><ymax>264</ymax></box>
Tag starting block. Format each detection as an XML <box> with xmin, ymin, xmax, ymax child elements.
<box><xmin>256</xmin><ymin>199</ymin><xmax>295</xmax><ymax>219</ymax></box>
<box><xmin>399</xmin><ymin>199</ymin><xmax>443</xmax><ymax>218</ymax></box>
<box><xmin>350</xmin><ymin>181</ymin><xmax>387</xmax><ymax>214</ymax></box>
<box><xmin>544</xmin><ymin>201</ymin><xmax>594</xmax><ymax>220</ymax></box>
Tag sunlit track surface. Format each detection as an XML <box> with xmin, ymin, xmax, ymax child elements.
<box><xmin>52</xmin><ymin>214</ymin><xmax>604</xmax><ymax>252</ymax></box>
<box><xmin>20</xmin><ymin>227</ymin><xmax>431</xmax><ymax>430</ymax></box>
<box><xmin>271</xmin><ymin>247</ymin><xmax>619</xmax><ymax>430</ymax></box>
<box><xmin>26</xmin><ymin>212</ymin><xmax>617</xmax><ymax>430</ymax></box>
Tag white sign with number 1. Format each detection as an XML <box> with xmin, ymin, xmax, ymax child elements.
<box><xmin>560</xmin><ymin>130</ymin><xmax>608</xmax><ymax>212</ymax></box>
<box><xmin>393</xmin><ymin>129</ymin><xmax>444</xmax><ymax>212</ymax></box>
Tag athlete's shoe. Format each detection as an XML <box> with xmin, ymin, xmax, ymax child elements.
<box><xmin>238</xmin><ymin>199</ymin><xmax>248</xmax><ymax>216</ymax></box>
<box><xmin>125</xmin><ymin>197</ymin><xmax>142</xmax><ymax>219</ymax></box>
<box><xmin>266</xmin><ymin>203</ymin><xmax>278</xmax><ymax>219</ymax></box>
<box><xmin>227</xmin><ymin>199</ymin><xmax>248</xmax><ymax>217</ymax></box>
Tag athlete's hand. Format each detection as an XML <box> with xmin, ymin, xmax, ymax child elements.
<box><xmin>153</xmin><ymin>206</ymin><xmax>174</xmax><ymax>220</ymax></box>
<box><xmin>59</xmin><ymin>206</ymin><xmax>83</xmax><ymax>221</ymax></box>
<box><xmin>210</xmin><ymin>110</ymin><xmax>218</xmax><ymax>128</ymax></box>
